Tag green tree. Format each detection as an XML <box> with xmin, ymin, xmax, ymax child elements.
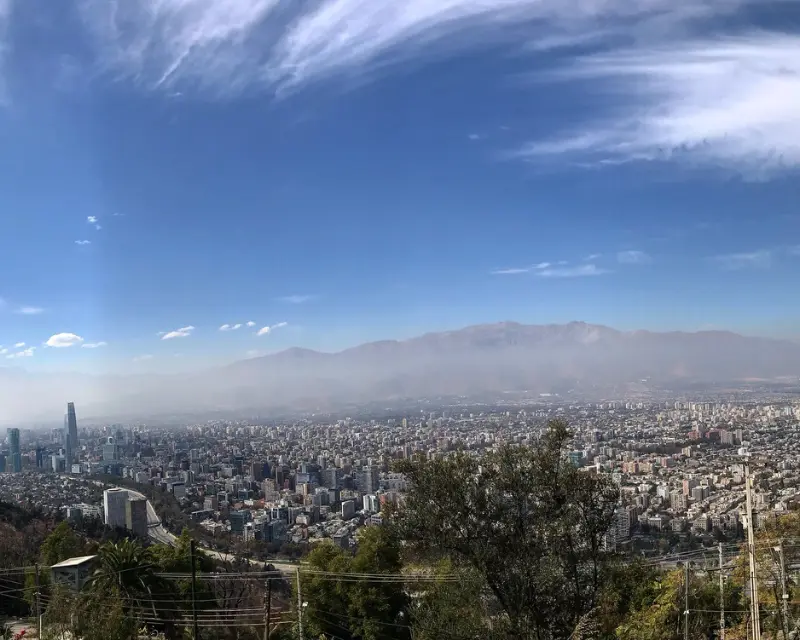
<box><xmin>40</xmin><ymin>521</ymin><xmax>87</xmax><ymax>566</ymax></box>
<box><xmin>88</xmin><ymin>538</ymin><xmax>179</xmax><ymax>633</ymax></box>
<box><xmin>392</xmin><ymin>419</ymin><xmax>620</xmax><ymax>640</ymax></box>
<box><xmin>25</xmin><ymin>520</ymin><xmax>90</xmax><ymax>610</ymax></box>
<box><xmin>406</xmin><ymin>559</ymin><xmax>489</xmax><ymax>640</ymax></box>
<box><xmin>615</xmin><ymin>566</ymin><xmax>743</xmax><ymax>640</ymax></box>
<box><xmin>300</xmin><ymin>527</ymin><xmax>409</xmax><ymax>640</ymax></box>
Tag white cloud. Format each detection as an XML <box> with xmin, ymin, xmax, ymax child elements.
<box><xmin>133</xmin><ymin>354</ymin><xmax>154</xmax><ymax>362</ymax></box>
<box><xmin>219</xmin><ymin>324</ymin><xmax>232</xmax><ymax>331</ymax></box>
<box><xmin>15</xmin><ymin>306</ymin><xmax>43</xmax><ymax>315</ymax></box>
<box><xmin>75</xmin><ymin>240</ymin><xmax>91</xmax><ymax>245</ymax></box>
<box><xmin>246</xmin><ymin>321</ymin><xmax>256</xmax><ymax>327</ymax></box>
<box><xmin>0</xmin><ymin>347</ymin><xmax>6</xmax><ymax>354</ymax></box>
<box><xmin>161</xmin><ymin>325</ymin><xmax>195</xmax><ymax>340</ymax></box>
<box><xmin>45</xmin><ymin>332</ymin><xmax>84</xmax><ymax>348</ymax></box>
<box><xmin>584</xmin><ymin>253</ymin><xmax>602</xmax><ymax>261</ymax></box>
<box><xmin>279</xmin><ymin>294</ymin><xmax>314</xmax><ymax>304</ymax></box>
<box><xmin>617</xmin><ymin>250</ymin><xmax>651</xmax><ymax>264</ymax></box>
<box><xmin>491</xmin><ymin>267</ymin><xmax>531</xmax><ymax>275</ymax></box>
<box><xmin>73</xmin><ymin>0</ymin><xmax>753</xmax><ymax>99</ymax></box>
<box><xmin>519</xmin><ymin>34</ymin><xmax>800</xmax><ymax>173</ymax></box>
<box><xmin>87</xmin><ymin>215</ymin><xmax>98</xmax><ymax>223</ymax></box>
<box><xmin>536</xmin><ymin>264</ymin><xmax>609</xmax><ymax>278</ymax></box>
<box><xmin>79</xmin><ymin>0</ymin><xmax>282</xmax><ymax>94</ymax></box>
<box><xmin>711</xmin><ymin>250</ymin><xmax>772</xmax><ymax>270</ymax></box>
<box><xmin>256</xmin><ymin>321</ymin><xmax>288</xmax><ymax>336</ymax></box>
<box><xmin>220</xmin><ymin>322</ymin><xmax>244</xmax><ymax>331</ymax></box>
<box><xmin>491</xmin><ymin>261</ymin><xmax>554</xmax><ymax>275</ymax></box>
<box><xmin>81</xmin><ymin>341</ymin><xmax>107</xmax><ymax>348</ymax></box>
<box><xmin>14</xmin><ymin>341</ymin><xmax>24</xmax><ymax>348</ymax></box>
<box><xmin>6</xmin><ymin>346</ymin><xmax>34</xmax><ymax>359</ymax></box>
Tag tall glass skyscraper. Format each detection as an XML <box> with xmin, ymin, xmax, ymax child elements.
<box><xmin>8</xmin><ymin>428</ymin><xmax>21</xmax><ymax>473</ymax></box>
<box><xmin>66</xmin><ymin>402</ymin><xmax>78</xmax><ymax>461</ymax></box>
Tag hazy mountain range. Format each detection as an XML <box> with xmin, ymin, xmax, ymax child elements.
<box><xmin>3</xmin><ymin>322</ymin><xmax>799</xmax><ymax>425</ymax></box>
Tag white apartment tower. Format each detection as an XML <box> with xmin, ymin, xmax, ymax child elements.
<box><xmin>103</xmin><ymin>488</ymin><xmax>128</xmax><ymax>529</ymax></box>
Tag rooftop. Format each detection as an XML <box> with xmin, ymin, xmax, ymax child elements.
<box><xmin>50</xmin><ymin>555</ymin><xmax>98</xmax><ymax>569</ymax></box>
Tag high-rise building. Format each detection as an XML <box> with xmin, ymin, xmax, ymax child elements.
<box><xmin>360</xmin><ymin>466</ymin><xmax>380</xmax><ymax>494</ymax></box>
<box><xmin>66</xmin><ymin>402</ymin><xmax>78</xmax><ymax>454</ymax></box>
<box><xmin>102</xmin><ymin>437</ymin><xmax>118</xmax><ymax>462</ymax></box>
<box><xmin>103</xmin><ymin>488</ymin><xmax>128</xmax><ymax>529</ymax></box>
<box><xmin>7</xmin><ymin>428</ymin><xmax>22</xmax><ymax>473</ymax></box>
<box><xmin>125</xmin><ymin>497</ymin><xmax>148</xmax><ymax>538</ymax></box>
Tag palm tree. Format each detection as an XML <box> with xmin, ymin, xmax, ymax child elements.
<box><xmin>88</xmin><ymin>539</ymin><xmax>173</xmax><ymax>625</ymax></box>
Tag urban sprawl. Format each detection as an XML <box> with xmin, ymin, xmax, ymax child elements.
<box><xmin>2</xmin><ymin>399</ymin><xmax>800</xmax><ymax>558</ymax></box>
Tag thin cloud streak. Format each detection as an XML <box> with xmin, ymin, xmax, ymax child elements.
<box><xmin>81</xmin><ymin>341</ymin><xmax>107</xmax><ymax>348</ymax></box>
<box><xmin>711</xmin><ymin>250</ymin><xmax>772</xmax><ymax>270</ymax></box>
<box><xmin>518</xmin><ymin>34</ymin><xmax>800</xmax><ymax>173</ymax></box>
<box><xmin>6</xmin><ymin>346</ymin><xmax>34</xmax><ymax>359</ymax></box>
<box><xmin>256</xmin><ymin>321</ymin><xmax>288</xmax><ymax>336</ymax></box>
<box><xmin>15</xmin><ymin>306</ymin><xmax>44</xmax><ymax>315</ymax></box>
<box><xmin>161</xmin><ymin>325</ymin><xmax>195</xmax><ymax>340</ymax></box>
<box><xmin>536</xmin><ymin>264</ymin><xmax>609</xmax><ymax>278</ymax></box>
<box><xmin>278</xmin><ymin>294</ymin><xmax>314</xmax><ymax>304</ymax></box>
<box><xmin>617</xmin><ymin>250</ymin><xmax>651</xmax><ymax>264</ymax></box>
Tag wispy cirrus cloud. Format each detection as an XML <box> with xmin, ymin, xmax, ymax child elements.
<box><xmin>81</xmin><ymin>341</ymin><xmax>107</xmax><ymax>348</ymax></box>
<box><xmin>491</xmin><ymin>262</ymin><xmax>551</xmax><ymax>275</ymax></box>
<box><xmin>536</xmin><ymin>264</ymin><xmax>609</xmax><ymax>278</ymax></box>
<box><xmin>6</xmin><ymin>346</ymin><xmax>34</xmax><ymax>359</ymax></box>
<box><xmin>75</xmin><ymin>240</ymin><xmax>91</xmax><ymax>245</ymax></box>
<box><xmin>617</xmin><ymin>250</ymin><xmax>651</xmax><ymax>264</ymax></box>
<box><xmin>15</xmin><ymin>306</ymin><xmax>43</xmax><ymax>315</ymax></box>
<box><xmin>219</xmin><ymin>323</ymin><xmax>244</xmax><ymax>332</ymax></box>
<box><xmin>518</xmin><ymin>34</ymin><xmax>800</xmax><ymax>174</ymax></box>
<box><xmin>278</xmin><ymin>294</ymin><xmax>314</xmax><ymax>304</ymax></box>
<box><xmin>492</xmin><ymin>261</ymin><xmax>608</xmax><ymax>277</ymax></box>
<box><xmin>160</xmin><ymin>325</ymin><xmax>195</xmax><ymax>340</ymax></box>
<box><xmin>71</xmin><ymin>0</ymin><xmax>755</xmax><ymax>99</ymax></box>
<box><xmin>256</xmin><ymin>321</ymin><xmax>288</xmax><ymax>336</ymax></box>
<box><xmin>711</xmin><ymin>250</ymin><xmax>772</xmax><ymax>270</ymax></box>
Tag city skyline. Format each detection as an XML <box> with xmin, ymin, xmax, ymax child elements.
<box><xmin>0</xmin><ymin>1</ymin><xmax>798</xmax><ymax>373</ymax></box>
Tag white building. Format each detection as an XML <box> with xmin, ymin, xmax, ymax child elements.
<box><xmin>103</xmin><ymin>487</ymin><xmax>128</xmax><ymax>529</ymax></box>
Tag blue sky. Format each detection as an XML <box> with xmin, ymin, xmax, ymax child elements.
<box><xmin>0</xmin><ymin>0</ymin><xmax>799</xmax><ymax>373</ymax></box>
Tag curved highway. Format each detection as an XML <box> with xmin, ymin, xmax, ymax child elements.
<box><xmin>122</xmin><ymin>488</ymin><xmax>299</xmax><ymax>572</ymax></box>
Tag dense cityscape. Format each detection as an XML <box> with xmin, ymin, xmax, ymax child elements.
<box><xmin>3</xmin><ymin>397</ymin><xmax>800</xmax><ymax>559</ymax></box>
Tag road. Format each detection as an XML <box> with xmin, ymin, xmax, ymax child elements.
<box><xmin>121</xmin><ymin>488</ymin><xmax>300</xmax><ymax>573</ymax></box>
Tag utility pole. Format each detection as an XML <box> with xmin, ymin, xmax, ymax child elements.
<box><xmin>684</xmin><ymin>561</ymin><xmax>690</xmax><ymax>640</ymax></box>
<box><xmin>719</xmin><ymin>543</ymin><xmax>726</xmax><ymax>640</ymax></box>
<box><xmin>35</xmin><ymin>563</ymin><xmax>42</xmax><ymax>640</ymax></box>
<box><xmin>778</xmin><ymin>539</ymin><xmax>789</xmax><ymax>640</ymax></box>
<box><xmin>190</xmin><ymin>539</ymin><xmax>200</xmax><ymax>640</ymax></box>
<box><xmin>263</xmin><ymin>574</ymin><xmax>273</xmax><ymax>640</ymax></box>
<box><xmin>745</xmin><ymin>457</ymin><xmax>761</xmax><ymax>640</ymax></box>
<box><xmin>296</xmin><ymin>567</ymin><xmax>304</xmax><ymax>640</ymax></box>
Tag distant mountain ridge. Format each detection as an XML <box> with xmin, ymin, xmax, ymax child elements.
<box><xmin>2</xmin><ymin>321</ymin><xmax>799</xmax><ymax>424</ymax></box>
